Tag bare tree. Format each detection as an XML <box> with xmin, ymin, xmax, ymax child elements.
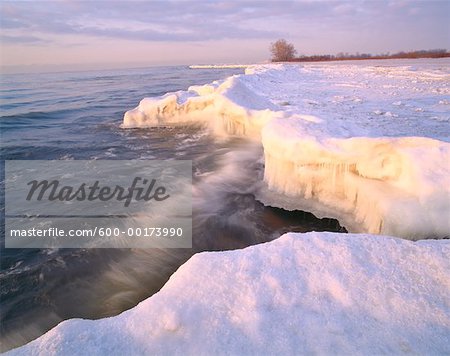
<box><xmin>270</xmin><ymin>39</ymin><xmax>297</xmax><ymax>62</ymax></box>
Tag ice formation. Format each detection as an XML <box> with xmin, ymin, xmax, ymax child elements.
<box><xmin>124</xmin><ymin>59</ymin><xmax>450</xmax><ymax>239</ymax></box>
<box><xmin>123</xmin><ymin>74</ymin><xmax>281</xmax><ymax>138</ymax></box>
<box><xmin>261</xmin><ymin>123</ymin><xmax>450</xmax><ymax>238</ymax></box>
<box><xmin>189</xmin><ymin>64</ymin><xmax>250</xmax><ymax>69</ymax></box>
<box><xmin>8</xmin><ymin>232</ymin><xmax>450</xmax><ymax>355</ymax></box>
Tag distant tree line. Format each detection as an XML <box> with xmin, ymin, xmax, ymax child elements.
<box><xmin>270</xmin><ymin>39</ymin><xmax>449</xmax><ymax>62</ymax></box>
<box><xmin>295</xmin><ymin>49</ymin><xmax>450</xmax><ymax>62</ymax></box>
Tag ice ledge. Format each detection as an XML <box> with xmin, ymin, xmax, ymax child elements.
<box><xmin>123</xmin><ymin>73</ymin><xmax>282</xmax><ymax>138</ymax></box>
<box><xmin>261</xmin><ymin>119</ymin><xmax>450</xmax><ymax>238</ymax></box>
<box><xmin>123</xmin><ymin>62</ymin><xmax>450</xmax><ymax>239</ymax></box>
<box><xmin>8</xmin><ymin>232</ymin><xmax>450</xmax><ymax>355</ymax></box>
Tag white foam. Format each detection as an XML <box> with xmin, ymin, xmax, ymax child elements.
<box><xmin>189</xmin><ymin>64</ymin><xmax>251</xmax><ymax>69</ymax></box>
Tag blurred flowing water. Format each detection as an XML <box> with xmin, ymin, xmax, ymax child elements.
<box><xmin>0</xmin><ymin>65</ymin><xmax>346</xmax><ymax>351</ymax></box>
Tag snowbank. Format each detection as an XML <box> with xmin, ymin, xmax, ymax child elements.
<box><xmin>123</xmin><ymin>60</ymin><xmax>450</xmax><ymax>239</ymax></box>
<box><xmin>8</xmin><ymin>232</ymin><xmax>450</xmax><ymax>355</ymax></box>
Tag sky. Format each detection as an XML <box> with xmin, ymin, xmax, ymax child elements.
<box><xmin>0</xmin><ymin>0</ymin><xmax>449</xmax><ymax>73</ymax></box>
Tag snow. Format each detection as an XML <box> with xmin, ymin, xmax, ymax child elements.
<box><xmin>123</xmin><ymin>59</ymin><xmax>450</xmax><ymax>239</ymax></box>
<box><xmin>8</xmin><ymin>232</ymin><xmax>450</xmax><ymax>355</ymax></box>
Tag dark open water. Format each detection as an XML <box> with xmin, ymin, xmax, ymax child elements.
<box><xmin>0</xmin><ymin>65</ymin><xmax>346</xmax><ymax>351</ymax></box>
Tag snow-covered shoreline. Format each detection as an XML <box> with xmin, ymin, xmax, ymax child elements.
<box><xmin>8</xmin><ymin>232</ymin><xmax>450</xmax><ymax>355</ymax></box>
<box><xmin>124</xmin><ymin>59</ymin><xmax>450</xmax><ymax>239</ymax></box>
<box><xmin>8</xmin><ymin>59</ymin><xmax>449</xmax><ymax>354</ymax></box>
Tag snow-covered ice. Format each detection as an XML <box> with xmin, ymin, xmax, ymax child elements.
<box><xmin>124</xmin><ymin>59</ymin><xmax>450</xmax><ymax>239</ymax></box>
<box><xmin>123</xmin><ymin>72</ymin><xmax>281</xmax><ymax>138</ymax></box>
<box><xmin>8</xmin><ymin>232</ymin><xmax>450</xmax><ymax>355</ymax></box>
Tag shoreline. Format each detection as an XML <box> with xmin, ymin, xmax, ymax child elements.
<box><xmin>5</xmin><ymin>59</ymin><xmax>450</xmax><ymax>354</ymax></box>
<box><xmin>188</xmin><ymin>56</ymin><xmax>450</xmax><ymax>71</ymax></box>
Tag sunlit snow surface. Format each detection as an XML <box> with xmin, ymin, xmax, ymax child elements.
<box><xmin>124</xmin><ymin>59</ymin><xmax>450</xmax><ymax>239</ymax></box>
<box><xmin>8</xmin><ymin>232</ymin><xmax>450</xmax><ymax>355</ymax></box>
